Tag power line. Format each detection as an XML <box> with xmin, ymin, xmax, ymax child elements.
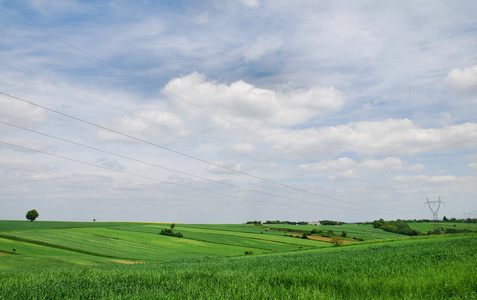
<box><xmin>0</xmin><ymin>9</ymin><xmax>407</xmax><ymax>214</ymax></box>
<box><xmin>0</xmin><ymin>139</ymin><xmax>375</xmax><ymax>215</ymax></box>
<box><xmin>0</xmin><ymin>119</ymin><xmax>378</xmax><ymax>214</ymax></box>
<box><xmin>0</xmin><ymin>91</ymin><xmax>399</xmax><ymax>212</ymax></box>
<box><xmin>0</xmin><ymin>8</ymin><xmax>375</xmax><ymax>185</ymax></box>
<box><xmin>0</xmin><ymin>61</ymin><xmax>313</xmax><ymax>181</ymax></box>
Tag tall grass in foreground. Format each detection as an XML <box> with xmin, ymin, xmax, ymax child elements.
<box><xmin>1</xmin><ymin>235</ymin><xmax>476</xmax><ymax>299</ymax></box>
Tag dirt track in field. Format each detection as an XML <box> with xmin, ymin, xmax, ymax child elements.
<box><xmin>111</xmin><ymin>260</ymin><xmax>143</xmax><ymax>264</ymax></box>
<box><xmin>290</xmin><ymin>234</ymin><xmax>354</xmax><ymax>244</ymax></box>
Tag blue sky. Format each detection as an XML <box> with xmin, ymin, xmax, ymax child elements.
<box><xmin>1</xmin><ymin>0</ymin><xmax>476</xmax><ymax>223</ymax></box>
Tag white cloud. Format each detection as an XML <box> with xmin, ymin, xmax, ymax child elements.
<box><xmin>445</xmin><ymin>64</ymin><xmax>477</xmax><ymax>96</ymax></box>
<box><xmin>274</xmin><ymin>119</ymin><xmax>477</xmax><ymax>157</ymax></box>
<box><xmin>193</xmin><ymin>12</ymin><xmax>209</xmax><ymax>25</ymax></box>
<box><xmin>244</xmin><ymin>37</ymin><xmax>283</xmax><ymax>62</ymax></box>
<box><xmin>0</xmin><ymin>137</ymin><xmax>52</xmax><ymax>153</ymax></box>
<box><xmin>232</xmin><ymin>143</ymin><xmax>255</xmax><ymax>154</ymax></box>
<box><xmin>96</xmin><ymin>157</ymin><xmax>125</xmax><ymax>170</ymax></box>
<box><xmin>1</xmin><ymin>1</ymin><xmax>477</xmax><ymax>223</ymax></box>
<box><xmin>299</xmin><ymin>157</ymin><xmax>422</xmax><ymax>176</ymax></box>
<box><xmin>393</xmin><ymin>174</ymin><xmax>466</xmax><ymax>183</ymax></box>
<box><xmin>0</xmin><ymin>158</ymin><xmax>50</xmax><ymax>172</ymax></box>
<box><xmin>0</xmin><ymin>96</ymin><xmax>47</xmax><ymax>129</ymax></box>
<box><xmin>207</xmin><ymin>161</ymin><xmax>243</xmax><ymax>174</ymax></box>
<box><xmin>162</xmin><ymin>72</ymin><xmax>345</xmax><ymax>129</ymax></box>
<box><xmin>299</xmin><ymin>157</ymin><xmax>355</xmax><ymax>172</ymax></box>
<box><xmin>407</xmin><ymin>163</ymin><xmax>425</xmax><ymax>172</ymax></box>
<box><xmin>94</xmin><ymin>110</ymin><xmax>183</xmax><ymax>143</ymax></box>
<box><xmin>241</xmin><ymin>0</ymin><xmax>260</xmax><ymax>8</ymax></box>
<box><xmin>359</xmin><ymin>157</ymin><xmax>403</xmax><ymax>172</ymax></box>
<box><xmin>29</xmin><ymin>0</ymin><xmax>84</xmax><ymax>15</ymax></box>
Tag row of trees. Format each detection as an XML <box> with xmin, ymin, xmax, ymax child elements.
<box><xmin>372</xmin><ymin>219</ymin><xmax>418</xmax><ymax>236</ymax></box>
<box><xmin>246</xmin><ymin>220</ymin><xmax>346</xmax><ymax>225</ymax></box>
<box><xmin>319</xmin><ymin>220</ymin><xmax>346</xmax><ymax>225</ymax></box>
<box><xmin>263</xmin><ymin>220</ymin><xmax>309</xmax><ymax>225</ymax></box>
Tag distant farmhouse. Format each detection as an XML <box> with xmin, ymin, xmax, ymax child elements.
<box><xmin>308</xmin><ymin>221</ymin><xmax>321</xmax><ymax>226</ymax></box>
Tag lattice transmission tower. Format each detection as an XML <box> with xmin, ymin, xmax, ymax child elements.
<box><xmin>425</xmin><ymin>197</ymin><xmax>444</xmax><ymax>230</ymax></box>
<box><xmin>425</xmin><ymin>197</ymin><xmax>444</xmax><ymax>221</ymax></box>
<box><xmin>463</xmin><ymin>211</ymin><xmax>477</xmax><ymax>219</ymax></box>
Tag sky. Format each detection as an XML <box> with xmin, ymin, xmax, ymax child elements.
<box><xmin>0</xmin><ymin>0</ymin><xmax>476</xmax><ymax>223</ymax></box>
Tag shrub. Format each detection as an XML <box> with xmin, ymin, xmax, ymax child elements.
<box><xmin>160</xmin><ymin>229</ymin><xmax>183</xmax><ymax>238</ymax></box>
<box><xmin>331</xmin><ymin>236</ymin><xmax>342</xmax><ymax>247</ymax></box>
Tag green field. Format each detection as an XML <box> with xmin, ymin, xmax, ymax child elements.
<box><xmin>408</xmin><ymin>221</ymin><xmax>477</xmax><ymax>233</ymax></box>
<box><xmin>0</xmin><ymin>221</ymin><xmax>476</xmax><ymax>299</ymax></box>
<box><xmin>0</xmin><ymin>221</ymin><xmax>334</xmax><ymax>268</ymax></box>
<box><xmin>265</xmin><ymin>223</ymin><xmax>405</xmax><ymax>240</ymax></box>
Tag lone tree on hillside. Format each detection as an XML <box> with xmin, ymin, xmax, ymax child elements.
<box><xmin>26</xmin><ymin>209</ymin><xmax>39</xmax><ymax>221</ymax></box>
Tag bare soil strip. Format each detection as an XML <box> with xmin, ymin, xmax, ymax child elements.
<box><xmin>111</xmin><ymin>260</ymin><xmax>143</xmax><ymax>264</ymax></box>
<box><xmin>290</xmin><ymin>234</ymin><xmax>354</xmax><ymax>244</ymax></box>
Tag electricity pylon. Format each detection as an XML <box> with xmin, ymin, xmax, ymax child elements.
<box><xmin>463</xmin><ymin>211</ymin><xmax>477</xmax><ymax>219</ymax></box>
<box><xmin>425</xmin><ymin>197</ymin><xmax>444</xmax><ymax>230</ymax></box>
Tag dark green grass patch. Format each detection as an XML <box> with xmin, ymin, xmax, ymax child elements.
<box><xmin>0</xmin><ymin>230</ymin><xmax>160</xmax><ymax>260</ymax></box>
<box><xmin>0</xmin><ymin>220</ymin><xmax>133</xmax><ymax>232</ymax></box>
<box><xmin>0</xmin><ymin>237</ymin><xmax>113</xmax><ymax>270</ymax></box>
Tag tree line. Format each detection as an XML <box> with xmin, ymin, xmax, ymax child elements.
<box><xmin>246</xmin><ymin>220</ymin><xmax>346</xmax><ymax>225</ymax></box>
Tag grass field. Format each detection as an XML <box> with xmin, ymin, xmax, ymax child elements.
<box><xmin>264</xmin><ymin>223</ymin><xmax>405</xmax><ymax>240</ymax></box>
<box><xmin>0</xmin><ymin>221</ymin><xmax>334</xmax><ymax>268</ymax></box>
<box><xmin>408</xmin><ymin>221</ymin><xmax>477</xmax><ymax>233</ymax></box>
<box><xmin>0</xmin><ymin>221</ymin><xmax>476</xmax><ymax>299</ymax></box>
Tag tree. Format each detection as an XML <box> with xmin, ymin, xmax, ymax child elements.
<box><xmin>170</xmin><ymin>223</ymin><xmax>175</xmax><ymax>230</ymax></box>
<box><xmin>331</xmin><ymin>236</ymin><xmax>343</xmax><ymax>247</ymax></box>
<box><xmin>26</xmin><ymin>209</ymin><xmax>39</xmax><ymax>222</ymax></box>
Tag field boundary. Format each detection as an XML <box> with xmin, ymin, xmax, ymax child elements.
<box><xmin>288</xmin><ymin>234</ymin><xmax>355</xmax><ymax>244</ymax></box>
<box><xmin>109</xmin><ymin>226</ymin><xmax>313</xmax><ymax>251</ymax></box>
<box><xmin>182</xmin><ymin>228</ymin><xmax>327</xmax><ymax>248</ymax></box>
<box><xmin>0</xmin><ymin>233</ymin><xmax>131</xmax><ymax>260</ymax></box>
<box><xmin>179</xmin><ymin>225</ymin><xmax>329</xmax><ymax>246</ymax></box>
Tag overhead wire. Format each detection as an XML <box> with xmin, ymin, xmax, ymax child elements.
<box><xmin>0</xmin><ymin>61</ymin><xmax>391</xmax><ymax>211</ymax></box>
<box><xmin>0</xmin><ymin>8</ymin><xmax>408</xmax><ymax>214</ymax></box>
<box><xmin>0</xmin><ymin>119</ymin><xmax>387</xmax><ymax>214</ymax></box>
<box><xmin>0</xmin><ymin>61</ymin><xmax>315</xmax><ymax>181</ymax></box>
<box><xmin>0</xmin><ymin>8</ymin><xmax>375</xmax><ymax>185</ymax></box>
<box><xmin>0</xmin><ymin>91</ymin><xmax>407</xmax><ymax>213</ymax></box>
<box><xmin>0</xmin><ymin>139</ymin><xmax>377</xmax><ymax>216</ymax></box>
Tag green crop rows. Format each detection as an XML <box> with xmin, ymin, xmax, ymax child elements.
<box><xmin>0</xmin><ymin>221</ymin><xmax>476</xmax><ymax>299</ymax></box>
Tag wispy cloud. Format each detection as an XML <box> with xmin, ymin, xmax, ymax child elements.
<box><xmin>0</xmin><ymin>0</ymin><xmax>476</xmax><ymax>222</ymax></box>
